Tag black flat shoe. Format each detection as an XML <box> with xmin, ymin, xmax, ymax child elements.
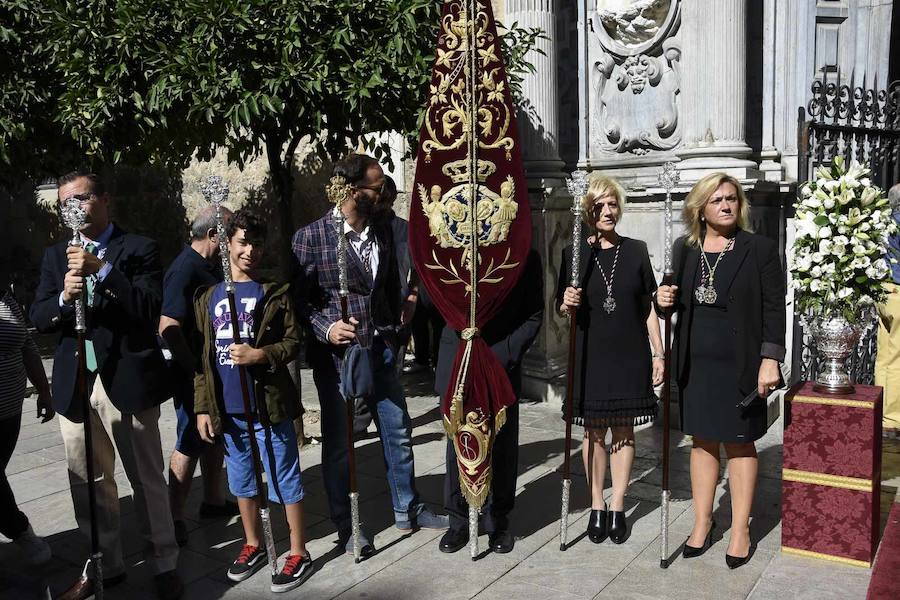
<box><xmin>608</xmin><ymin>511</ymin><xmax>628</xmax><ymax>544</ymax></box>
<box><xmin>682</xmin><ymin>520</ymin><xmax>715</xmax><ymax>558</ymax></box>
<box><xmin>439</xmin><ymin>528</ymin><xmax>469</xmax><ymax>553</ymax></box>
<box><xmin>587</xmin><ymin>509</ymin><xmax>608</xmax><ymax>544</ymax></box>
<box><xmin>489</xmin><ymin>529</ymin><xmax>514</xmax><ymax>554</ymax></box>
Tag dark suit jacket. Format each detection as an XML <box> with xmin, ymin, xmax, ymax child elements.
<box><xmin>292</xmin><ymin>212</ymin><xmax>402</xmax><ymax>371</ymax></box>
<box><xmin>435</xmin><ymin>250</ymin><xmax>545</xmax><ymax>397</ymax></box>
<box><xmin>664</xmin><ymin>230</ymin><xmax>786</xmax><ymax>395</ymax></box>
<box><xmin>29</xmin><ymin>225</ymin><xmax>170</xmax><ymax>420</ymax></box>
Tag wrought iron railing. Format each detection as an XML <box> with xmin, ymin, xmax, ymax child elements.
<box><xmin>792</xmin><ymin>73</ymin><xmax>900</xmax><ymax>385</ymax></box>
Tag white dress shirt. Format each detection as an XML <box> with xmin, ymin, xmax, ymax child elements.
<box><xmin>344</xmin><ymin>220</ymin><xmax>379</xmax><ymax>278</ymax></box>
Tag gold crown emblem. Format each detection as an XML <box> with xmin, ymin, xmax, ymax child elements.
<box><xmin>326</xmin><ymin>175</ymin><xmax>352</xmax><ymax>206</ymax></box>
<box><xmin>441</xmin><ymin>159</ymin><xmax>496</xmax><ymax>184</ymax></box>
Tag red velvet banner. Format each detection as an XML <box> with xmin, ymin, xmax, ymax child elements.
<box><xmin>408</xmin><ymin>0</ymin><xmax>531</xmax><ymax>508</ymax></box>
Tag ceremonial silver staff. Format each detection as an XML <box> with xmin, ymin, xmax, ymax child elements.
<box><xmin>200</xmin><ymin>176</ymin><xmax>278</xmax><ymax>576</ymax></box>
<box><xmin>657</xmin><ymin>161</ymin><xmax>679</xmax><ymax>569</ymax></box>
<box><xmin>61</xmin><ymin>197</ymin><xmax>104</xmax><ymax>599</ymax></box>
<box><xmin>331</xmin><ymin>197</ymin><xmax>364</xmax><ymax>564</ymax></box>
<box><xmin>560</xmin><ymin>171</ymin><xmax>589</xmax><ymax>551</ymax></box>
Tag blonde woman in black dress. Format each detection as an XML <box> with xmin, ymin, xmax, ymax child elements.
<box><xmin>557</xmin><ymin>175</ymin><xmax>664</xmax><ymax>544</ymax></box>
<box><xmin>656</xmin><ymin>173</ymin><xmax>784</xmax><ymax>569</ymax></box>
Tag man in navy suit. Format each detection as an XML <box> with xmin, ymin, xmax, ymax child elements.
<box><xmin>29</xmin><ymin>171</ymin><xmax>182</xmax><ymax>600</ymax></box>
<box><xmin>292</xmin><ymin>154</ymin><xmax>448</xmax><ymax>558</ymax></box>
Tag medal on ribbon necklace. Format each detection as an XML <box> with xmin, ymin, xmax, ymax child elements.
<box><xmin>695</xmin><ymin>236</ymin><xmax>735</xmax><ymax>304</ymax></box>
<box><xmin>592</xmin><ymin>240</ymin><xmax>621</xmax><ymax>314</ymax></box>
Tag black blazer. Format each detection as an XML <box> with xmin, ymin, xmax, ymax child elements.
<box><xmin>435</xmin><ymin>250</ymin><xmax>544</xmax><ymax>397</ymax></box>
<box><xmin>663</xmin><ymin>230</ymin><xmax>786</xmax><ymax>395</ymax></box>
<box><xmin>29</xmin><ymin>225</ymin><xmax>170</xmax><ymax>420</ymax></box>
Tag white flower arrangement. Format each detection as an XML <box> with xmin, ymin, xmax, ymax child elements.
<box><xmin>790</xmin><ymin>156</ymin><xmax>897</xmax><ymax>322</ymax></box>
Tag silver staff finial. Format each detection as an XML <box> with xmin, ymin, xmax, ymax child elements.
<box><xmin>60</xmin><ymin>197</ymin><xmax>89</xmax><ymax>332</ymax></box>
<box><xmin>200</xmin><ymin>175</ymin><xmax>230</xmax><ymax>207</ymax></box>
<box><xmin>657</xmin><ymin>161</ymin><xmax>680</xmax><ymax>191</ymax></box>
<box><xmin>200</xmin><ymin>175</ymin><xmax>234</xmax><ymax>291</ymax></box>
<box><xmin>657</xmin><ymin>162</ymin><xmax>679</xmax><ymax>276</ymax></box>
<box><xmin>566</xmin><ymin>170</ymin><xmax>590</xmax><ymax>288</ymax></box>
<box><xmin>61</xmin><ymin>197</ymin><xmax>87</xmax><ymax>232</ymax></box>
<box><xmin>566</xmin><ymin>171</ymin><xmax>590</xmax><ymax>207</ymax></box>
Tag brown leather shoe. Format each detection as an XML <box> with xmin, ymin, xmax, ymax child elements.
<box><xmin>55</xmin><ymin>572</ymin><xmax>126</xmax><ymax>600</ymax></box>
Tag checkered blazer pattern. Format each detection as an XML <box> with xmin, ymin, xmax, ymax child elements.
<box><xmin>292</xmin><ymin>211</ymin><xmax>401</xmax><ymax>355</ymax></box>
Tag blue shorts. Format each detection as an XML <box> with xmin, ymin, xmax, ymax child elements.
<box><xmin>222</xmin><ymin>415</ymin><xmax>304</xmax><ymax>505</ymax></box>
<box><xmin>173</xmin><ymin>377</ymin><xmax>206</xmax><ymax>458</ymax></box>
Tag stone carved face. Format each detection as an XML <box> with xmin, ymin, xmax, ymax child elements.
<box><xmin>598</xmin><ymin>0</ymin><xmax>671</xmax><ymax>47</ymax></box>
<box><xmin>623</xmin><ymin>55</ymin><xmax>651</xmax><ymax>93</ymax></box>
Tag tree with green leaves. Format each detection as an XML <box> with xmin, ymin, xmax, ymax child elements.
<box><xmin>2</xmin><ymin>0</ymin><xmax>543</xmax><ymax>247</ymax></box>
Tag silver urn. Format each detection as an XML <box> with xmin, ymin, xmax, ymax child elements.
<box><xmin>810</xmin><ymin>314</ymin><xmax>861</xmax><ymax>394</ymax></box>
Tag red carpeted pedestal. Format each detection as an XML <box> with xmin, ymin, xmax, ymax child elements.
<box><xmin>867</xmin><ymin>502</ymin><xmax>900</xmax><ymax>599</ymax></box>
<box><xmin>782</xmin><ymin>382</ymin><xmax>883</xmax><ymax>567</ymax></box>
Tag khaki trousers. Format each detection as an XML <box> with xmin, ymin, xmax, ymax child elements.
<box><xmin>875</xmin><ymin>282</ymin><xmax>900</xmax><ymax>430</ymax></box>
<box><xmin>59</xmin><ymin>376</ymin><xmax>178</xmax><ymax>575</ymax></box>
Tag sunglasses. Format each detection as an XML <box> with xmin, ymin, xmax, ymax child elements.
<box><xmin>354</xmin><ymin>181</ymin><xmax>386</xmax><ymax>196</ymax></box>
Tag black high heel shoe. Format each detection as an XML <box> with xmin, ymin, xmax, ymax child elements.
<box><xmin>608</xmin><ymin>511</ymin><xmax>628</xmax><ymax>544</ymax></box>
<box><xmin>725</xmin><ymin>532</ymin><xmax>755</xmax><ymax>569</ymax></box>
<box><xmin>681</xmin><ymin>520</ymin><xmax>715</xmax><ymax>558</ymax></box>
<box><xmin>587</xmin><ymin>509</ymin><xmax>608</xmax><ymax>544</ymax></box>
<box><xmin>725</xmin><ymin>551</ymin><xmax>753</xmax><ymax>569</ymax></box>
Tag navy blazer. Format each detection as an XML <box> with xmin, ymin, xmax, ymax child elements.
<box><xmin>29</xmin><ymin>225</ymin><xmax>170</xmax><ymax>420</ymax></box>
<box><xmin>434</xmin><ymin>249</ymin><xmax>545</xmax><ymax>398</ymax></box>
<box><xmin>665</xmin><ymin>230</ymin><xmax>786</xmax><ymax>396</ymax></box>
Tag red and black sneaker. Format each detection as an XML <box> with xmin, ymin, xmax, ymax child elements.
<box><xmin>270</xmin><ymin>553</ymin><xmax>313</xmax><ymax>593</ymax></box>
<box><xmin>227</xmin><ymin>544</ymin><xmax>267</xmax><ymax>582</ymax></box>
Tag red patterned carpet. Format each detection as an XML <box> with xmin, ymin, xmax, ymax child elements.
<box><xmin>867</xmin><ymin>502</ymin><xmax>900</xmax><ymax>599</ymax></box>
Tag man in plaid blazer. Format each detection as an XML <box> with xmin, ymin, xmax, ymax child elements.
<box><xmin>292</xmin><ymin>154</ymin><xmax>448</xmax><ymax>557</ymax></box>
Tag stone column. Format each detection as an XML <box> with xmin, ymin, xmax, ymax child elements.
<box><xmin>504</xmin><ymin>1</ymin><xmax>569</xmax><ymax>402</ymax></box>
<box><xmin>506</xmin><ymin>0</ymin><xmax>565</xmax><ymax>177</ymax></box>
<box><xmin>759</xmin><ymin>0</ymin><xmax>782</xmax><ymax>181</ymax></box>
<box><xmin>676</xmin><ymin>0</ymin><xmax>757</xmax><ymax>176</ymax></box>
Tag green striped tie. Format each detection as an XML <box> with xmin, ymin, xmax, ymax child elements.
<box><xmin>84</xmin><ymin>243</ymin><xmax>98</xmax><ymax>372</ymax></box>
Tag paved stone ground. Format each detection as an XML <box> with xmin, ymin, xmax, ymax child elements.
<box><xmin>1</xmin><ymin>366</ymin><xmax>898</xmax><ymax>600</ymax></box>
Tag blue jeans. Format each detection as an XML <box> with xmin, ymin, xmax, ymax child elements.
<box><xmin>222</xmin><ymin>415</ymin><xmax>304</xmax><ymax>505</ymax></box>
<box><xmin>314</xmin><ymin>340</ymin><xmax>423</xmax><ymax>529</ymax></box>
<box><xmin>172</xmin><ymin>374</ymin><xmax>205</xmax><ymax>458</ymax></box>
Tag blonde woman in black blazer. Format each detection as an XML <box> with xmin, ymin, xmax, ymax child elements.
<box><xmin>656</xmin><ymin>172</ymin><xmax>785</xmax><ymax>569</ymax></box>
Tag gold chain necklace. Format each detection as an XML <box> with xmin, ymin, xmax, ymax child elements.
<box><xmin>695</xmin><ymin>237</ymin><xmax>735</xmax><ymax>304</ymax></box>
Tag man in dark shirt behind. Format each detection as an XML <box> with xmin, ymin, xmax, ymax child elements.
<box><xmin>159</xmin><ymin>206</ymin><xmax>238</xmax><ymax>546</ymax></box>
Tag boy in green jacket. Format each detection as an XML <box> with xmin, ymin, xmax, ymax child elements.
<box><xmin>194</xmin><ymin>209</ymin><xmax>311</xmax><ymax>593</ymax></box>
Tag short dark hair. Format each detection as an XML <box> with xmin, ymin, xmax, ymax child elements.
<box><xmin>382</xmin><ymin>175</ymin><xmax>397</xmax><ymax>202</ymax></box>
<box><xmin>333</xmin><ymin>154</ymin><xmax>379</xmax><ymax>186</ymax></box>
<box><xmin>226</xmin><ymin>209</ymin><xmax>266</xmax><ymax>242</ymax></box>
<box><xmin>57</xmin><ymin>170</ymin><xmax>106</xmax><ymax>197</ymax></box>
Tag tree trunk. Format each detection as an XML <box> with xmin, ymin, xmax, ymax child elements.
<box><xmin>265</xmin><ymin>135</ymin><xmax>298</xmax><ymax>279</ymax></box>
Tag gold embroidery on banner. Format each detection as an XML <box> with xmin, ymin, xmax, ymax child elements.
<box><xmin>419</xmin><ymin>158</ymin><xmax>519</xmax><ymax>290</ymax></box>
<box><xmin>790</xmin><ymin>395</ymin><xmax>875</xmax><ymax>409</ymax></box>
<box><xmin>782</xmin><ymin>468</ymin><xmax>873</xmax><ymax>492</ymax></box>
<box><xmin>444</xmin><ymin>409</ymin><xmax>493</xmax><ymax>507</ymax></box>
<box><xmin>423</xmin><ymin>2</ymin><xmax>514</xmax><ymax>163</ymax></box>
<box><xmin>781</xmin><ymin>546</ymin><xmax>871</xmax><ymax>568</ymax></box>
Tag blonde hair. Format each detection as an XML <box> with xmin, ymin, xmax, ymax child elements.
<box><xmin>682</xmin><ymin>172</ymin><xmax>752</xmax><ymax>246</ymax></box>
<box><xmin>581</xmin><ymin>175</ymin><xmax>627</xmax><ymax>226</ymax></box>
